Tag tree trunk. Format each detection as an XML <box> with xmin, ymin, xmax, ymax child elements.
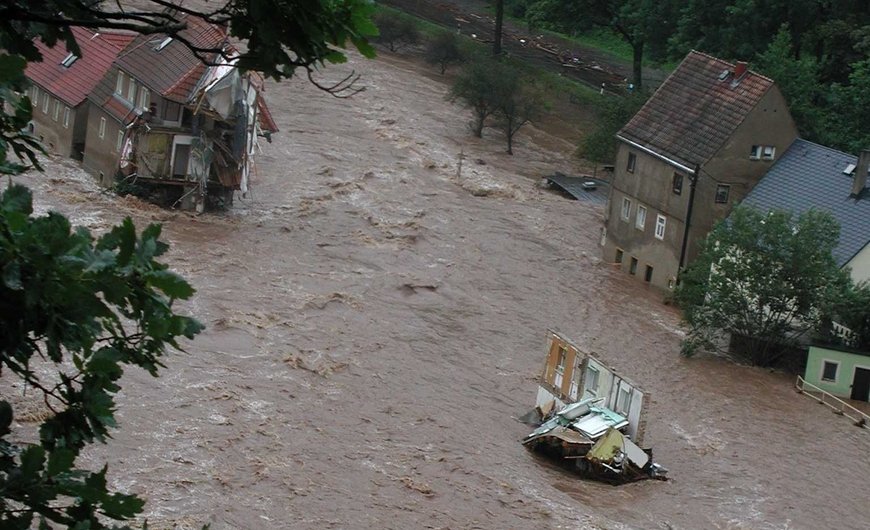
<box><xmin>493</xmin><ymin>0</ymin><xmax>504</xmax><ymax>56</ymax></box>
<box><xmin>506</xmin><ymin>119</ymin><xmax>514</xmax><ymax>155</ymax></box>
<box><xmin>473</xmin><ymin>112</ymin><xmax>485</xmax><ymax>137</ymax></box>
<box><xmin>632</xmin><ymin>40</ymin><xmax>644</xmax><ymax>91</ymax></box>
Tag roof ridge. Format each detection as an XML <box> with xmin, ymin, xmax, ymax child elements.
<box><xmin>791</xmin><ymin>137</ymin><xmax>857</xmax><ymax>159</ymax></box>
<box><xmin>688</xmin><ymin>49</ymin><xmax>775</xmax><ymax>84</ymax></box>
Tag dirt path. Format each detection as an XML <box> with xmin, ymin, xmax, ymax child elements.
<box><xmin>11</xmin><ymin>51</ymin><xmax>869</xmax><ymax>530</ymax></box>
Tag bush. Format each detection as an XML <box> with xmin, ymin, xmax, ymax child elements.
<box><xmin>373</xmin><ymin>11</ymin><xmax>420</xmax><ymax>52</ymax></box>
<box><xmin>425</xmin><ymin>32</ymin><xmax>465</xmax><ymax>74</ymax></box>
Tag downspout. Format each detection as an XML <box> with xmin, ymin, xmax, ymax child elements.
<box><xmin>678</xmin><ymin>164</ymin><xmax>701</xmax><ymax>274</ymax></box>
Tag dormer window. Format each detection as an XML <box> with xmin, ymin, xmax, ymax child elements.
<box><xmin>155</xmin><ymin>37</ymin><xmax>173</xmax><ymax>51</ymax></box>
<box><xmin>60</xmin><ymin>53</ymin><xmax>78</xmax><ymax>68</ymax></box>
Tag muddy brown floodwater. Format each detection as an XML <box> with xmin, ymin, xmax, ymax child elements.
<box><xmin>11</xmin><ymin>51</ymin><xmax>869</xmax><ymax>529</ymax></box>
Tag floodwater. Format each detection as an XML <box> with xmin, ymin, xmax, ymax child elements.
<box><xmin>12</xmin><ymin>51</ymin><xmax>869</xmax><ymax>529</ymax></box>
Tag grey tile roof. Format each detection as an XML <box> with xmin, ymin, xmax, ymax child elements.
<box><xmin>740</xmin><ymin>139</ymin><xmax>870</xmax><ymax>268</ymax></box>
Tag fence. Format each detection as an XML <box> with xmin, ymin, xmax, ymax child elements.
<box><xmin>795</xmin><ymin>375</ymin><xmax>868</xmax><ymax>428</ymax></box>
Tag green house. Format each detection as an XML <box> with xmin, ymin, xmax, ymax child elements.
<box><xmin>804</xmin><ymin>345</ymin><xmax>870</xmax><ymax>402</ymax></box>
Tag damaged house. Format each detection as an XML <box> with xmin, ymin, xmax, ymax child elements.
<box><xmin>82</xmin><ymin>14</ymin><xmax>278</xmax><ymax>211</ymax></box>
<box><xmin>524</xmin><ymin>330</ymin><xmax>665</xmax><ymax>483</ymax></box>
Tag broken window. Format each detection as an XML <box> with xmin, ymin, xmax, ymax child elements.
<box><xmin>163</xmin><ymin>101</ymin><xmax>181</xmax><ymax>123</ymax></box>
<box><xmin>821</xmin><ymin>361</ymin><xmax>838</xmax><ymax>382</ymax></box>
<box><xmin>585</xmin><ymin>365</ymin><xmax>600</xmax><ymax>397</ymax></box>
<box><xmin>615</xmin><ymin>248</ymin><xmax>623</xmax><ymax>264</ymax></box>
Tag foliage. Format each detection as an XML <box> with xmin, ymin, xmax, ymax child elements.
<box><xmin>822</xmin><ymin>58</ymin><xmax>870</xmax><ymax>154</ymax></box>
<box><xmin>495</xmin><ymin>77</ymin><xmax>546</xmax><ymax>155</ymax></box>
<box><xmin>373</xmin><ymin>11</ymin><xmax>420</xmax><ymax>52</ymax></box>
<box><xmin>448</xmin><ymin>57</ymin><xmax>517</xmax><ymax>138</ymax></box>
<box><xmin>0</xmin><ymin>185</ymin><xmax>203</xmax><ymax>528</ymax></box>
<box><xmin>823</xmin><ymin>281</ymin><xmax>870</xmax><ymax>352</ymax></box>
<box><xmin>0</xmin><ymin>55</ymin><xmax>43</xmax><ymax>175</ymax></box>
<box><xmin>0</xmin><ymin>0</ymin><xmax>377</xmax><ymax>82</ymax></box>
<box><xmin>577</xmin><ymin>92</ymin><xmax>647</xmax><ymax>163</ymax></box>
<box><xmin>424</xmin><ymin>32</ymin><xmax>465</xmax><ymax>75</ymax></box>
<box><xmin>676</xmin><ymin>206</ymin><xmax>849</xmax><ymax>366</ymax></box>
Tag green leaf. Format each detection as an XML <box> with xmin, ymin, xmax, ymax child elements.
<box><xmin>47</xmin><ymin>448</ymin><xmax>76</xmax><ymax>476</ymax></box>
<box><xmin>145</xmin><ymin>270</ymin><xmax>195</xmax><ymax>300</ymax></box>
<box><xmin>2</xmin><ymin>261</ymin><xmax>22</xmax><ymax>290</ymax></box>
<box><xmin>1</xmin><ymin>183</ymin><xmax>33</xmax><ymax>215</ymax></box>
<box><xmin>20</xmin><ymin>445</ymin><xmax>47</xmax><ymax>480</ymax></box>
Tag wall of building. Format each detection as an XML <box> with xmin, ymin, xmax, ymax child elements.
<box><xmin>846</xmin><ymin>244</ymin><xmax>870</xmax><ymax>284</ymax></box>
<box><xmin>603</xmin><ymin>145</ymin><xmax>687</xmax><ymax>290</ymax></box>
<box><xmin>685</xmin><ymin>86</ymin><xmax>799</xmax><ymax>263</ymax></box>
<box><xmin>805</xmin><ymin>345</ymin><xmax>870</xmax><ymax>400</ymax></box>
<box><xmin>82</xmin><ymin>105</ymin><xmax>124</xmax><ymax>186</ymax></box>
<box><xmin>29</xmin><ymin>85</ymin><xmax>76</xmax><ymax>158</ymax></box>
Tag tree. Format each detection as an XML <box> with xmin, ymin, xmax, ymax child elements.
<box><xmin>577</xmin><ymin>92</ymin><xmax>646</xmax><ymax>163</ymax></box>
<box><xmin>676</xmin><ymin>206</ymin><xmax>849</xmax><ymax>366</ymax></box>
<box><xmin>830</xmin><ymin>281</ymin><xmax>870</xmax><ymax>351</ymax></box>
<box><xmin>424</xmin><ymin>32</ymin><xmax>465</xmax><ymax>75</ymax></box>
<box><xmin>448</xmin><ymin>57</ymin><xmax>516</xmax><ymax>138</ymax></box>
<box><xmin>0</xmin><ymin>185</ymin><xmax>204</xmax><ymax>528</ymax></box>
<box><xmin>493</xmin><ymin>0</ymin><xmax>505</xmax><ymax>56</ymax></box>
<box><xmin>496</xmin><ymin>79</ymin><xmax>545</xmax><ymax>154</ymax></box>
<box><xmin>373</xmin><ymin>11</ymin><xmax>420</xmax><ymax>53</ymax></box>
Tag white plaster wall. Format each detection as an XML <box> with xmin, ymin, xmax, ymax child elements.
<box><xmin>846</xmin><ymin>244</ymin><xmax>870</xmax><ymax>284</ymax></box>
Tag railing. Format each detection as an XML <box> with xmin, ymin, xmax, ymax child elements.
<box><xmin>795</xmin><ymin>376</ymin><xmax>868</xmax><ymax>428</ymax></box>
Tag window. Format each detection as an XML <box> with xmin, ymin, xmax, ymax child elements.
<box><xmin>617</xmin><ymin>386</ymin><xmax>632</xmax><ymax>414</ymax></box>
<box><xmin>155</xmin><ymin>36</ymin><xmax>173</xmax><ymax>51</ymax></box>
<box><xmin>635</xmin><ymin>205</ymin><xmax>647</xmax><ymax>230</ymax></box>
<box><xmin>127</xmin><ymin>78</ymin><xmax>137</xmax><ymax>102</ymax></box>
<box><xmin>750</xmin><ymin>145</ymin><xmax>761</xmax><ymax>160</ymax></box>
<box><xmin>138</xmin><ymin>87</ymin><xmax>150</xmax><ymax>110</ymax></box>
<box><xmin>30</xmin><ymin>85</ymin><xmax>39</xmax><ymax>103</ymax></box>
<box><xmin>655</xmin><ymin>214</ymin><xmax>666</xmax><ymax>240</ymax></box>
<box><xmin>554</xmin><ymin>346</ymin><xmax>567</xmax><ymax>389</ymax></box>
<box><xmin>60</xmin><ymin>52</ymin><xmax>78</xmax><ymax>68</ymax></box>
<box><xmin>52</xmin><ymin>100</ymin><xmax>60</xmax><ymax>121</ymax></box>
<box><xmin>644</xmin><ymin>265</ymin><xmax>653</xmax><ymax>282</ymax></box>
<box><xmin>673</xmin><ymin>172</ymin><xmax>683</xmax><ymax>195</ymax></box>
<box><xmin>116</xmin><ymin>130</ymin><xmax>124</xmax><ymax>151</ymax></box>
<box><xmin>615</xmin><ymin>248</ymin><xmax>623</xmax><ymax>264</ymax></box>
<box><xmin>98</xmin><ymin>117</ymin><xmax>106</xmax><ymax>139</ymax></box>
<box><xmin>626</xmin><ymin>152</ymin><xmax>636</xmax><ymax>173</ymax></box>
<box><xmin>762</xmin><ymin>145</ymin><xmax>776</xmax><ymax>160</ymax></box>
<box><xmin>620</xmin><ymin>197</ymin><xmax>632</xmax><ymax>221</ymax></box>
<box><xmin>629</xmin><ymin>257</ymin><xmax>638</xmax><ymax>275</ymax></box>
<box><xmin>715</xmin><ymin>184</ymin><xmax>731</xmax><ymax>204</ymax></box>
<box><xmin>821</xmin><ymin>361</ymin><xmax>838</xmax><ymax>382</ymax></box>
<box><xmin>163</xmin><ymin>101</ymin><xmax>181</xmax><ymax>123</ymax></box>
<box><xmin>63</xmin><ymin>107</ymin><xmax>70</xmax><ymax>128</ymax></box>
<box><xmin>585</xmin><ymin>365</ymin><xmax>600</xmax><ymax>396</ymax></box>
<box><xmin>42</xmin><ymin>94</ymin><xmax>49</xmax><ymax>113</ymax></box>
<box><xmin>115</xmin><ymin>71</ymin><xmax>125</xmax><ymax>95</ymax></box>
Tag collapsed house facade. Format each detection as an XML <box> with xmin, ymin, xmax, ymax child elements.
<box><xmin>82</xmin><ymin>15</ymin><xmax>278</xmax><ymax>211</ymax></box>
<box><xmin>524</xmin><ymin>330</ymin><xmax>665</xmax><ymax>483</ymax></box>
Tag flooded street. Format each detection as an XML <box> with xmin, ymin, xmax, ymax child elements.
<box><xmin>14</xmin><ymin>51</ymin><xmax>869</xmax><ymax>529</ymax></box>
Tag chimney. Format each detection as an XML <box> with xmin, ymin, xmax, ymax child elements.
<box><xmin>733</xmin><ymin>61</ymin><xmax>748</xmax><ymax>79</ymax></box>
<box><xmin>852</xmin><ymin>149</ymin><xmax>870</xmax><ymax>197</ymax></box>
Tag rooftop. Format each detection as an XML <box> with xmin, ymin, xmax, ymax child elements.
<box><xmin>740</xmin><ymin>138</ymin><xmax>870</xmax><ymax>267</ymax></box>
<box><xmin>25</xmin><ymin>27</ymin><xmax>134</xmax><ymax>107</ymax></box>
<box><xmin>619</xmin><ymin>51</ymin><xmax>776</xmax><ymax>170</ymax></box>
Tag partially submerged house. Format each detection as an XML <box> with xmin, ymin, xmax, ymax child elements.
<box><xmin>24</xmin><ymin>27</ymin><xmax>134</xmax><ymax>159</ymax></box>
<box><xmin>535</xmin><ymin>330</ymin><xmax>648</xmax><ymax>443</ymax></box>
<box><xmin>602</xmin><ymin>51</ymin><xmax>798</xmax><ymax>290</ymax></box>
<box><xmin>803</xmin><ymin>344</ymin><xmax>870</xmax><ymax>403</ymax></box>
<box><xmin>739</xmin><ymin>141</ymin><xmax>870</xmax><ymax>284</ymax></box>
<box><xmin>83</xmin><ymin>14</ymin><xmax>278</xmax><ymax>210</ymax></box>
<box><xmin>524</xmin><ymin>330</ymin><xmax>666</xmax><ymax>483</ymax></box>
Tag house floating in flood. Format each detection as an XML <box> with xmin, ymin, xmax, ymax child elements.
<box><xmin>24</xmin><ymin>12</ymin><xmax>279</xmax><ymax>211</ymax></box>
<box><xmin>523</xmin><ymin>330</ymin><xmax>667</xmax><ymax>483</ymax></box>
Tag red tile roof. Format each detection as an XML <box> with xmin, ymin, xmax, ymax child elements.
<box><xmin>114</xmin><ymin>15</ymin><xmax>227</xmax><ymax>102</ymax></box>
<box><xmin>619</xmin><ymin>51</ymin><xmax>775</xmax><ymax>169</ymax></box>
<box><xmin>25</xmin><ymin>27</ymin><xmax>134</xmax><ymax>107</ymax></box>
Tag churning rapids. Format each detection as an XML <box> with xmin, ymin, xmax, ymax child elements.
<box><xmin>8</xmin><ymin>52</ymin><xmax>868</xmax><ymax>529</ymax></box>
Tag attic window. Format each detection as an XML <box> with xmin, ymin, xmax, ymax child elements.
<box><xmin>843</xmin><ymin>163</ymin><xmax>856</xmax><ymax>175</ymax></box>
<box><xmin>60</xmin><ymin>53</ymin><xmax>78</xmax><ymax>68</ymax></box>
<box><xmin>155</xmin><ymin>37</ymin><xmax>173</xmax><ymax>51</ymax></box>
